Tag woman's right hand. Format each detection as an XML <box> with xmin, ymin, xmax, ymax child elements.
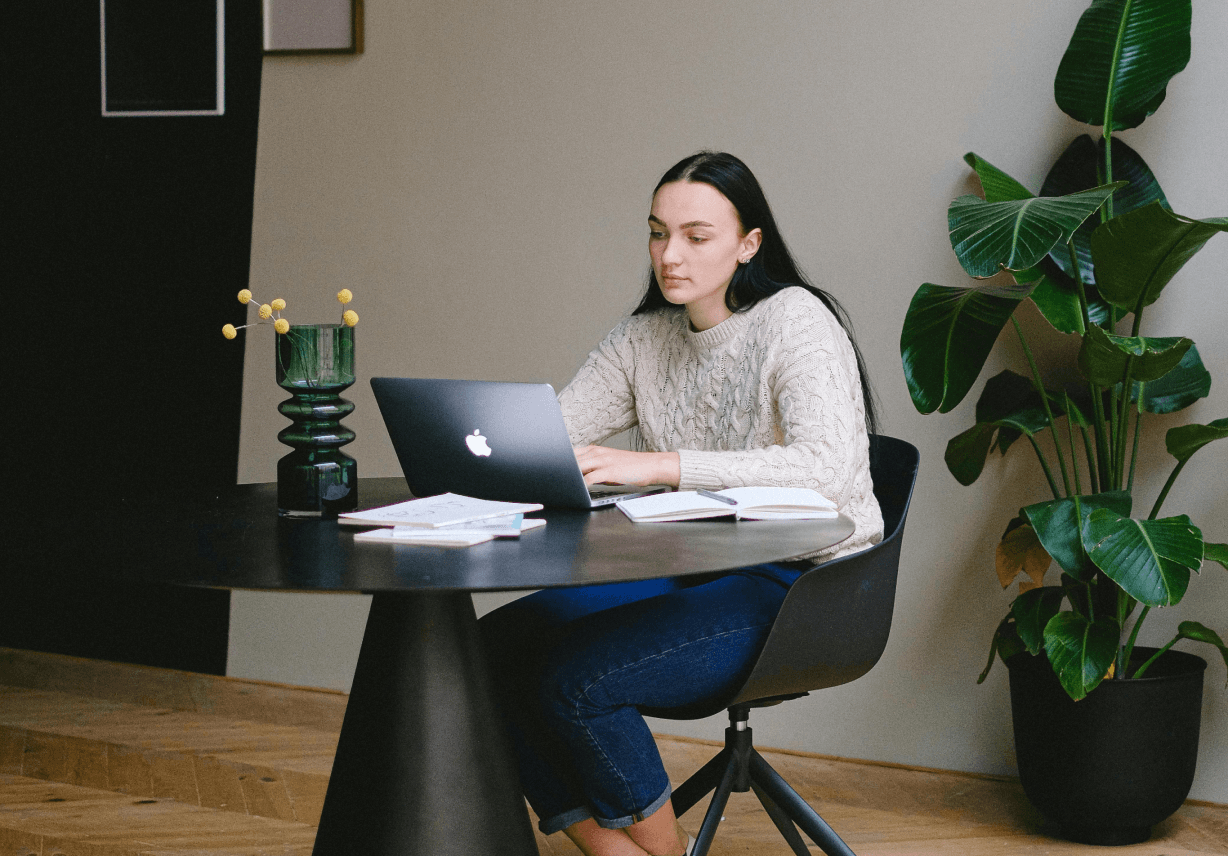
<box><xmin>574</xmin><ymin>446</ymin><xmax>680</xmax><ymax>488</ymax></box>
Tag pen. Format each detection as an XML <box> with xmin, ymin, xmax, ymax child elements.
<box><xmin>698</xmin><ymin>489</ymin><xmax>738</xmax><ymax>506</ymax></box>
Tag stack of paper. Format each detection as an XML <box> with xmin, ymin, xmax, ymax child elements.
<box><xmin>353</xmin><ymin>515</ymin><xmax>547</xmax><ymax>546</ymax></box>
<box><xmin>341</xmin><ymin>493</ymin><xmax>546</xmax><ymax>547</ymax></box>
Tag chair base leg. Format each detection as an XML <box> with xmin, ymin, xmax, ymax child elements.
<box><xmin>669</xmin><ymin>712</ymin><xmax>857</xmax><ymax>856</ymax></box>
<box><xmin>671</xmin><ymin>746</ymin><xmax>729</xmax><ymax>816</ymax></box>
<box><xmin>750</xmin><ymin>779</ymin><xmax>811</xmax><ymax>856</ymax></box>
<box><xmin>749</xmin><ymin>749</ymin><xmax>856</xmax><ymax>856</ymax></box>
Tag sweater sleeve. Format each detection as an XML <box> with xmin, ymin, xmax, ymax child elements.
<box><xmin>557</xmin><ymin>320</ymin><xmax>640</xmax><ymax>446</ymax></box>
<box><xmin>676</xmin><ymin>300</ymin><xmax>867</xmax><ymax>508</ymax></box>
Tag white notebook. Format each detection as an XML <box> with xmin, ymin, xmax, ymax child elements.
<box><xmin>616</xmin><ymin>487</ymin><xmax>837</xmax><ymax>523</ymax></box>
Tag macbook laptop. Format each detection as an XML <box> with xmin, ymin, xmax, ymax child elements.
<box><xmin>370</xmin><ymin>377</ymin><xmax>667</xmax><ymax>510</ymax></box>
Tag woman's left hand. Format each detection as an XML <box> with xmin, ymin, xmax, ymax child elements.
<box><xmin>574</xmin><ymin>446</ymin><xmax>681</xmax><ymax>488</ymax></box>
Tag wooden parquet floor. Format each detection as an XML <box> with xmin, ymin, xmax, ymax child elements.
<box><xmin>2</xmin><ymin>647</ymin><xmax>1225</xmax><ymax>856</ymax></box>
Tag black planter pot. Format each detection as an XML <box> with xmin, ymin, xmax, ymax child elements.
<box><xmin>1007</xmin><ymin>647</ymin><xmax>1206</xmax><ymax>845</ymax></box>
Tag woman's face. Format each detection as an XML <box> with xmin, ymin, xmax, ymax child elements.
<box><xmin>649</xmin><ymin>180</ymin><xmax>761</xmax><ymax>331</ymax></box>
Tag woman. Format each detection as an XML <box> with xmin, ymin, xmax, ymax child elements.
<box><xmin>480</xmin><ymin>151</ymin><xmax>883</xmax><ymax>856</ymax></box>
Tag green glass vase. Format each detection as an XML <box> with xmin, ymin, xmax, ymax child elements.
<box><xmin>274</xmin><ymin>323</ymin><xmax>357</xmax><ymax>516</ymax></box>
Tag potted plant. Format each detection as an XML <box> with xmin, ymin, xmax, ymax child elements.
<box><xmin>900</xmin><ymin>0</ymin><xmax>1227</xmax><ymax>844</ymax></box>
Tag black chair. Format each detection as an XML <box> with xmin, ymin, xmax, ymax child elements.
<box><xmin>647</xmin><ymin>435</ymin><xmax>920</xmax><ymax>856</ymax></box>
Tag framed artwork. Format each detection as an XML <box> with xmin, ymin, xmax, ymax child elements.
<box><xmin>100</xmin><ymin>0</ymin><xmax>225</xmax><ymax>117</ymax></box>
<box><xmin>263</xmin><ymin>0</ymin><xmax>363</xmax><ymax>55</ymax></box>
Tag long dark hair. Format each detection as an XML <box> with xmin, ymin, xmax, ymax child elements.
<box><xmin>633</xmin><ymin>151</ymin><xmax>879</xmax><ymax>437</ymax></box>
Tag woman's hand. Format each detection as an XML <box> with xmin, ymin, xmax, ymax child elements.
<box><xmin>574</xmin><ymin>446</ymin><xmax>681</xmax><ymax>488</ymax></box>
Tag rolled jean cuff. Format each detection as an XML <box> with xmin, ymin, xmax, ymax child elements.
<box><xmin>594</xmin><ymin>783</ymin><xmax>673</xmax><ymax>830</ymax></box>
<box><xmin>539</xmin><ymin>805</ymin><xmax>594</xmax><ymax>836</ymax></box>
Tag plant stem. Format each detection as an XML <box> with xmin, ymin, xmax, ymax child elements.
<box><xmin>1133</xmin><ymin>629</ymin><xmax>1176</xmax><ymax>680</ymax></box>
<box><xmin>1066</xmin><ymin>240</ymin><xmax>1091</xmax><ymax>337</ymax></box>
<box><xmin>1149</xmin><ymin>460</ymin><xmax>1188</xmax><ymax>520</ymax></box>
<box><xmin>1065</xmin><ymin>394</ymin><xmax>1083</xmax><ymax>495</ymax></box>
<box><xmin>1065</xmin><ymin>239</ymin><xmax>1113</xmax><ymax>490</ymax></box>
<box><xmin>1108</xmin><ymin>384</ymin><xmax>1123</xmax><ymax>488</ymax></box>
<box><xmin>1114</xmin><ymin>362</ymin><xmax>1135</xmax><ymax>487</ymax></box>
<box><xmin>1121</xmin><ymin>267</ymin><xmax>1152</xmax><ymax>494</ymax></box>
<box><xmin>1026</xmin><ymin>435</ymin><xmax>1061</xmax><ymax>499</ymax></box>
<box><xmin>1127</xmin><ymin>396</ymin><xmax>1143</xmax><ymax>494</ymax></box>
<box><xmin>1102</xmin><ymin>133</ymin><xmax>1115</xmax><ymax>222</ymax></box>
<box><xmin>1080</xmin><ymin>425</ymin><xmax>1100</xmax><ymax>494</ymax></box>
<box><xmin>1013</xmin><ymin>317</ymin><xmax>1071</xmax><ymax>496</ymax></box>
<box><xmin>1122</xmin><ymin>604</ymin><xmax>1150</xmax><ymax>677</ymax></box>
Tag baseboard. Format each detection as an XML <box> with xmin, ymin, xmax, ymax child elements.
<box><xmin>0</xmin><ymin>647</ymin><xmax>346</xmax><ymax>732</ymax></box>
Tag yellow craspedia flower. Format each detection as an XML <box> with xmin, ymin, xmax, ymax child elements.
<box><xmin>222</xmin><ymin>324</ymin><xmax>238</xmax><ymax>339</ymax></box>
<box><xmin>273</xmin><ymin>318</ymin><xmax>291</xmax><ymax>334</ymax></box>
<box><xmin>271</xmin><ymin>298</ymin><xmax>287</xmax><ymax>311</ymax></box>
<box><xmin>237</xmin><ymin>289</ymin><xmax>253</xmax><ymax>304</ymax></box>
<box><xmin>343</xmin><ymin>309</ymin><xmax>359</xmax><ymax>327</ymax></box>
<box><xmin>337</xmin><ymin>288</ymin><xmax>353</xmax><ymax>305</ymax></box>
<box><xmin>258</xmin><ymin>303</ymin><xmax>274</xmax><ymax>320</ymax></box>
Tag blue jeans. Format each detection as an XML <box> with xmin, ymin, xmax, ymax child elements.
<box><xmin>478</xmin><ymin>563</ymin><xmax>803</xmax><ymax>834</ymax></box>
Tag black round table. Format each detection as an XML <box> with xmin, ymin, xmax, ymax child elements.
<box><xmin>141</xmin><ymin>477</ymin><xmax>854</xmax><ymax>856</ymax></box>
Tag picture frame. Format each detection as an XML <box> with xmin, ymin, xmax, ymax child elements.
<box><xmin>263</xmin><ymin>0</ymin><xmax>363</xmax><ymax>55</ymax></box>
<box><xmin>100</xmin><ymin>0</ymin><xmax>225</xmax><ymax>117</ymax></box>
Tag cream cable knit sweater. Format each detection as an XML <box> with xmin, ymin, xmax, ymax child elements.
<box><xmin>559</xmin><ymin>287</ymin><xmax>883</xmax><ymax>561</ymax></box>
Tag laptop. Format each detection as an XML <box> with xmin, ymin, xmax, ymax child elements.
<box><xmin>370</xmin><ymin>377</ymin><xmax>667</xmax><ymax>510</ymax></box>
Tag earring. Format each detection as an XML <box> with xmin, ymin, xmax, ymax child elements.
<box><xmin>738</xmin><ymin>258</ymin><xmax>749</xmax><ymax>264</ymax></box>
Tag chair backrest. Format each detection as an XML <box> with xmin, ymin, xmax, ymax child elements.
<box><xmin>725</xmin><ymin>434</ymin><xmax>919</xmax><ymax>707</ymax></box>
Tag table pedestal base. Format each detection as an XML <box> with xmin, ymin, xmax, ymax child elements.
<box><xmin>312</xmin><ymin>591</ymin><xmax>538</xmax><ymax>855</ymax></box>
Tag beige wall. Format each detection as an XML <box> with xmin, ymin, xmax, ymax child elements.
<box><xmin>228</xmin><ymin>0</ymin><xmax>1228</xmax><ymax>801</ymax></box>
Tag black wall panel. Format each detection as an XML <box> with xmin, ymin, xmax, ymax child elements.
<box><xmin>3</xmin><ymin>1</ymin><xmax>262</xmax><ymax>674</ymax></box>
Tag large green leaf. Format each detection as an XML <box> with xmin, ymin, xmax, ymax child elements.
<box><xmin>1043</xmin><ymin>611</ymin><xmax>1120</xmax><ymax>700</ymax></box>
<box><xmin>901</xmin><ymin>282</ymin><xmax>1031</xmax><ymax>414</ymax></box>
<box><xmin>1041</xmin><ymin>135</ymin><xmax>1170</xmax><ymax>285</ymax></box>
<box><xmin>1012</xmin><ymin>586</ymin><xmax>1066</xmax><ymax>655</ymax></box>
<box><xmin>1082</xmin><ymin>510</ymin><xmax>1203</xmax><ymax>606</ymax></box>
<box><xmin>963</xmin><ymin>152</ymin><xmax>1033</xmax><ymax>202</ymax></box>
<box><xmin>1054</xmin><ymin>0</ymin><xmax>1192</xmax><ymax>132</ymax></box>
<box><xmin>978</xmin><ymin>370</ymin><xmax>1061</xmax><ymax>453</ymax></box>
<box><xmin>945</xmin><ymin>424</ymin><xmax>1001</xmax><ymax>487</ymax></box>
<box><xmin>945</xmin><ymin>372</ymin><xmax>1059</xmax><ymax>485</ymax></box>
<box><xmin>1131</xmin><ymin>344</ymin><xmax>1211</xmax><ymax>414</ymax></box>
<box><xmin>1092</xmin><ymin>204</ymin><xmax>1228</xmax><ymax>311</ymax></box>
<box><xmin>1029</xmin><ymin>274</ymin><xmax>1085</xmax><ymax>334</ymax></box>
<box><xmin>1029</xmin><ymin>265</ymin><xmax>1113</xmax><ymax>332</ymax></box>
<box><xmin>1166</xmin><ymin>418</ymin><xmax>1228</xmax><ymax>465</ymax></box>
<box><xmin>1024</xmin><ymin>492</ymin><xmax>1132</xmax><ymax>582</ymax></box>
<box><xmin>949</xmin><ymin>184</ymin><xmax>1122</xmax><ymax>279</ymax></box>
<box><xmin>1078</xmin><ymin>326</ymin><xmax>1192</xmax><ymax>386</ymax></box>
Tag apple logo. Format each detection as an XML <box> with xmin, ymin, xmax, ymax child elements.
<box><xmin>465</xmin><ymin>429</ymin><xmax>493</xmax><ymax>457</ymax></box>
